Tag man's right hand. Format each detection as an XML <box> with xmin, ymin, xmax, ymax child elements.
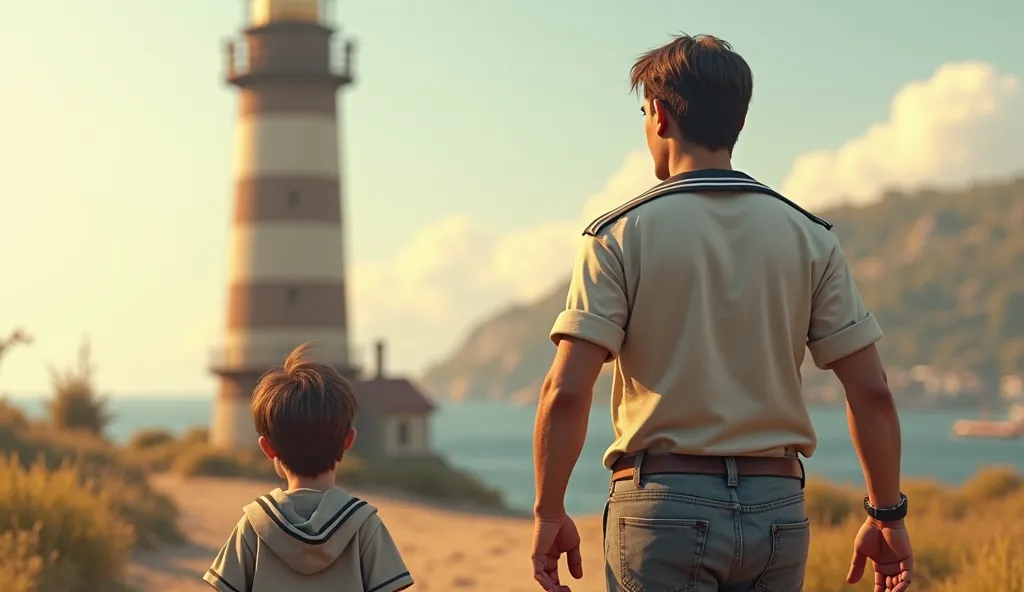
<box><xmin>846</xmin><ymin>517</ymin><xmax>914</xmax><ymax>591</ymax></box>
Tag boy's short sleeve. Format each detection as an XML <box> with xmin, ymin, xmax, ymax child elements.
<box><xmin>204</xmin><ymin>518</ymin><xmax>256</xmax><ymax>592</ymax></box>
<box><xmin>360</xmin><ymin>519</ymin><xmax>414</xmax><ymax>592</ymax></box>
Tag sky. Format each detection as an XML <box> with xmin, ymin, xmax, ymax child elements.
<box><xmin>1</xmin><ymin>0</ymin><xmax>1022</xmax><ymax>396</ymax></box>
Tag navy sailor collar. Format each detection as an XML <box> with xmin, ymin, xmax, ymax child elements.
<box><xmin>583</xmin><ymin>168</ymin><xmax>832</xmax><ymax>236</ymax></box>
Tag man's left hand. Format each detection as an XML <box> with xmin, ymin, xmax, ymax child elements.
<box><xmin>531</xmin><ymin>513</ymin><xmax>583</xmax><ymax>591</ymax></box>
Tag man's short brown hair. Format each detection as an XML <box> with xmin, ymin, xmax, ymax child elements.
<box><xmin>630</xmin><ymin>34</ymin><xmax>753</xmax><ymax>152</ymax></box>
<box><xmin>250</xmin><ymin>343</ymin><xmax>358</xmax><ymax>477</ymax></box>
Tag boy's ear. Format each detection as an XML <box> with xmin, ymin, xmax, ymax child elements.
<box><xmin>258</xmin><ymin>436</ymin><xmax>277</xmax><ymax>460</ymax></box>
<box><xmin>343</xmin><ymin>428</ymin><xmax>357</xmax><ymax>452</ymax></box>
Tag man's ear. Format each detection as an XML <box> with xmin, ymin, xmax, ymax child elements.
<box><xmin>343</xmin><ymin>428</ymin><xmax>357</xmax><ymax>451</ymax></box>
<box><xmin>652</xmin><ymin>98</ymin><xmax>671</xmax><ymax>137</ymax></box>
<box><xmin>258</xmin><ymin>435</ymin><xmax>277</xmax><ymax>461</ymax></box>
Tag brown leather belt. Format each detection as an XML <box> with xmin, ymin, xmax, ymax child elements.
<box><xmin>610</xmin><ymin>453</ymin><xmax>804</xmax><ymax>483</ymax></box>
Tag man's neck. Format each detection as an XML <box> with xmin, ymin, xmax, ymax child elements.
<box><xmin>667</xmin><ymin>146</ymin><xmax>734</xmax><ymax>178</ymax></box>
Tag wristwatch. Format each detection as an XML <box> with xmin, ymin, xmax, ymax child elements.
<box><xmin>863</xmin><ymin>493</ymin><xmax>909</xmax><ymax>522</ymax></box>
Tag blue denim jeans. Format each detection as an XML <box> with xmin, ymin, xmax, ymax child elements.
<box><xmin>603</xmin><ymin>459</ymin><xmax>809</xmax><ymax>592</ymax></box>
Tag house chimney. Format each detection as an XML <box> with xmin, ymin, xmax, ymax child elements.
<box><xmin>375</xmin><ymin>340</ymin><xmax>385</xmax><ymax>378</ymax></box>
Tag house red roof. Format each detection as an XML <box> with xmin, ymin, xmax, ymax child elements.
<box><xmin>356</xmin><ymin>377</ymin><xmax>436</xmax><ymax>415</ymax></box>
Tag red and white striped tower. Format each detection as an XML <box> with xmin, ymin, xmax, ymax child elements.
<box><xmin>211</xmin><ymin>0</ymin><xmax>356</xmax><ymax>449</ymax></box>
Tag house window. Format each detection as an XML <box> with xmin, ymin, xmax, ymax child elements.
<box><xmin>397</xmin><ymin>420</ymin><xmax>410</xmax><ymax>448</ymax></box>
<box><xmin>286</xmin><ymin>287</ymin><xmax>299</xmax><ymax>304</ymax></box>
<box><xmin>286</xmin><ymin>190</ymin><xmax>300</xmax><ymax>206</ymax></box>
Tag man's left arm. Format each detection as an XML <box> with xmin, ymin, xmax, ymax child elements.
<box><xmin>533</xmin><ymin>233</ymin><xmax>629</xmax><ymax>519</ymax></box>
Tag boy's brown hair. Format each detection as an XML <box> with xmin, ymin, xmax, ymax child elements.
<box><xmin>250</xmin><ymin>343</ymin><xmax>358</xmax><ymax>477</ymax></box>
<box><xmin>630</xmin><ymin>34</ymin><xmax>753</xmax><ymax>152</ymax></box>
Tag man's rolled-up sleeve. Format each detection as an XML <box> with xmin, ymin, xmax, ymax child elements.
<box><xmin>807</xmin><ymin>241</ymin><xmax>884</xmax><ymax>369</ymax></box>
<box><xmin>550</xmin><ymin>234</ymin><xmax>629</xmax><ymax>360</ymax></box>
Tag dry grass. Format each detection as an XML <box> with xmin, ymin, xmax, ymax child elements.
<box><xmin>2</xmin><ymin>395</ymin><xmax>1021</xmax><ymax>590</ymax></box>
<box><xmin>0</xmin><ymin>399</ymin><xmax>183</xmax><ymax>592</ymax></box>
<box><xmin>0</xmin><ymin>455</ymin><xmax>136</xmax><ymax>592</ymax></box>
<box><xmin>803</xmin><ymin>467</ymin><xmax>1024</xmax><ymax>591</ymax></box>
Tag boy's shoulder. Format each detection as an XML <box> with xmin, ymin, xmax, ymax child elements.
<box><xmin>231</xmin><ymin>511</ymin><xmax>261</xmax><ymax>547</ymax></box>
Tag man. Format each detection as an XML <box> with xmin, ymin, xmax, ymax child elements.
<box><xmin>531</xmin><ymin>34</ymin><xmax>914</xmax><ymax>592</ymax></box>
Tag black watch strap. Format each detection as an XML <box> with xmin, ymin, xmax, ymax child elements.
<box><xmin>863</xmin><ymin>493</ymin><xmax>908</xmax><ymax>522</ymax></box>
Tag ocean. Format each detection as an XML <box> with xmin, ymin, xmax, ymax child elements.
<box><xmin>9</xmin><ymin>397</ymin><xmax>1023</xmax><ymax>515</ymax></box>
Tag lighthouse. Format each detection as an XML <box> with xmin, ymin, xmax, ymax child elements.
<box><xmin>210</xmin><ymin>0</ymin><xmax>356</xmax><ymax>449</ymax></box>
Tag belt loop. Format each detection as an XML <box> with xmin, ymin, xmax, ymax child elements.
<box><xmin>632</xmin><ymin>451</ymin><xmax>646</xmax><ymax>489</ymax></box>
<box><xmin>798</xmin><ymin>457</ymin><xmax>806</xmax><ymax>490</ymax></box>
<box><xmin>724</xmin><ymin>456</ymin><xmax>739</xmax><ymax>488</ymax></box>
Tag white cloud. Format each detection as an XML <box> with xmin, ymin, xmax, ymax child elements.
<box><xmin>350</xmin><ymin>151</ymin><xmax>657</xmax><ymax>373</ymax></box>
<box><xmin>782</xmin><ymin>61</ymin><xmax>1024</xmax><ymax>208</ymax></box>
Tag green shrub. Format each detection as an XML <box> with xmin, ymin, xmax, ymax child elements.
<box><xmin>903</xmin><ymin>479</ymin><xmax>967</xmax><ymax>519</ymax></box>
<box><xmin>121</xmin><ymin>428</ymin><xmax>184</xmax><ymax>475</ymax></box>
<box><xmin>170</xmin><ymin>443</ymin><xmax>275</xmax><ymax>480</ymax></box>
<box><xmin>120</xmin><ymin>439</ymin><xmax>181</xmax><ymax>473</ymax></box>
<box><xmin>126</xmin><ymin>428</ymin><xmax>175</xmax><ymax>450</ymax></box>
<box><xmin>181</xmin><ymin>426</ymin><xmax>209</xmax><ymax>444</ymax></box>
<box><xmin>0</xmin><ymin>398</ymin><xmax>29</xmax><ymax>429</ymax></box>
<box><xmin>45</xmin><ymin>340</ymin><xmax>113</xmax><ymax>437</ymax></box>
<box><xmin>343</xmin><ymin>455</ymin><xmax>505</xmax><ymax>510</ymax></box>
<box><xmin>958</xmin><ymin>466</ymin><xmax>1022</xmax><ymax>501</ymax></box>
<box><xmin>0</xmin><ymin>416</ymin><xmax>183</xmax><ymax>549</ymax></box>
<box><xmin>803</xmin><ymin>479</ymin><xmax>859</xmax><ymax>526</ymax></box>
<box><xmin>0</xmin><ymin>455</ymin><xmax>133</xmax><ymax>592</ymax></box>
<box><xmin>127</xmin><ymin>426</ymin><xmax>506</xmax><ymax>510</ymax></box>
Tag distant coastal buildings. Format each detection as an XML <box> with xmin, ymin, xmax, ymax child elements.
<box><xmin>803</xmin><ymin>363</ymin><xmax>1023</xmax><ymax>410</ymax></box>
<box><xmin>1001</xmin><ymin>374</ymin><xmax>1024</xmax><ymax>402</ymax></box>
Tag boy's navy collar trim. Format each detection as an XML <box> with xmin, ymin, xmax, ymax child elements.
<box><xmin>583</xmin><ymin>168</ymin><xmax>832</xmax><ymax>236</ymax></box>
<box><xmin>254</xmin><ymin>493</ymin><xmax>369</xmax><ymax>545</ymax></box>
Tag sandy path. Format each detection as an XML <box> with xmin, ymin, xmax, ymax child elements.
<box><xmin>128</xmin><ymin>475</ymin><xmax>607</xmax><ymax>592</ymax></box>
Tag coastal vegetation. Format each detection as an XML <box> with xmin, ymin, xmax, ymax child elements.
<box><xmin>0</xmin><ymin>333</ymin><xmax>506</xmax><ymax>590</ymax></box>
<box><xmin>802</xmin><ymin>467</ymin><xmax>1024</xmax><ymax>591</ymax></box>
<box><xmin>0</xmin><ymin>337</ymin><xmax>183</xmax><ymax>591</ymax></box>
<box><xmin>120</xmin><ymin>425</ymin><xmax>506</xmax><ymax>510</ymax></box>
<box><xmin>5</xmin><ymin>382</ymin><xmax>1022</xmax><ymax>591</ymax></box>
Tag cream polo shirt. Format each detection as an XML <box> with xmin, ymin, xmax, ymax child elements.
<box><xmin>550</xmin><ymin>169</ymin><xmax>883</xmax><ymax>468</ymax></box>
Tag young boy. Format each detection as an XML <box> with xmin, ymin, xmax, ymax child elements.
<box><xmin>204</xmin><ymin>343</ymin><xmax>414</xmax><ymax>592</ymax></box>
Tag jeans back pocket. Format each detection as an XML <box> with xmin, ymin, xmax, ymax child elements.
<box><xmin>754</xmin><ymin>518</ymin><xmax>811</xmax><ymax>592</ymax></box>
<box><xmin>617</xmin><ymin>517</ymin><xmax>708</xmax><ymax>592</ymax></box>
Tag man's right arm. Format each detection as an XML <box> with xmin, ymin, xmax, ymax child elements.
<box><xmin>807</xmin><ymin>240</ymin><xmax>902</xmax><ymax>510</ymax></box>
<box><xmin>831</xmin><ymin>344</ymin><xmax>903</xmax><ymax>510</ymax></box>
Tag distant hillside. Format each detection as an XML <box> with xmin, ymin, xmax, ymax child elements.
<box><xmin>420</xmin><ymin>177</ymin><xmax>1024</xmax><ymax>406</ymax></box>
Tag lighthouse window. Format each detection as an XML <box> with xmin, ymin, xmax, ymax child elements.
<box><xmin>286</xmin><ymin>190</ymin><xmax>301</xmax><ymax>206</ymax></box>
<box><xmin>286</xmin><ymin>287</ymin><xmax>299</xmax><ymax>303</ymax></box>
